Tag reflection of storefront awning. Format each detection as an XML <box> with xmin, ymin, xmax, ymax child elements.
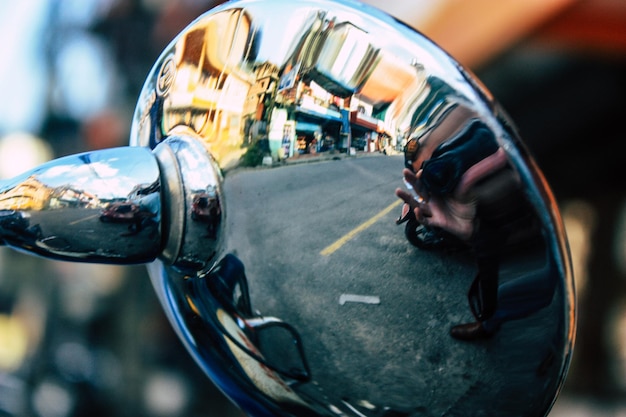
<box><xmin>308</xmin><ymin>22</ymin><xmax>379</xmax><ymax>98</ymax></box>
<box><xmin>296</xmin><ymin>122</ymin><xmax>322</xmax><ymax>134</ymax></box>
<box><xmin>296</xmin><ymin>106</ymin><xmax>343</xmax><ymax>122</ymax></box>
<box><xmin>350</xmin><ymin>111</ymin><xmax>382</xmax><ymax>132</ymax></box>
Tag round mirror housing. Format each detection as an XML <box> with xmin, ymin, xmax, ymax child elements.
<box><xmin>130</xmin><ymin>1</ymin><xmax>575</xmax><ymax>416</ymax></box>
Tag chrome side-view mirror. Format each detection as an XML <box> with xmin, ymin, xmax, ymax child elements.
<box><xmin>0</xmin><ymin>0</ymin><xmax>575</xmax><ymax>416</ymax></box>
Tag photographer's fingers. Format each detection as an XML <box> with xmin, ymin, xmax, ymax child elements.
<box><xmin>402</xmin><ymin>168</ymin><xmax>417</xmax><ymax>184</ymax></box>
<box><xmin>395</xmin><ymin>188</ymin><xmax>414</xmax><ymax>207</ymax></box>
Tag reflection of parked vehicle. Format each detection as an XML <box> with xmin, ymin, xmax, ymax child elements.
<box><xmin>351</xmin><ymin>137</ymin><xmax>366</xmax><ymax>151</ymax></box>
<box><xmin>0</xmin><ymin>209</ymin><xmax>30</xmax><ymax>231</ymax></box>
<box><xmin>396</xmin><ymin>202</ymin><xmax>467</xmax><ymax>251</ymax></box>
<box><xmin>0</xmin><ymin>210</ymin><xmax>43</xmax><ymax>243</ymax></box>
<box><xmin>99</xmin><ymin>202</ymin><xmax>140</xmax><ymax>222</ymax></box>
<box><xmin>191</xmin><ymin>193</ymin><xmax>220</xmax><ymax>222</ymax></box>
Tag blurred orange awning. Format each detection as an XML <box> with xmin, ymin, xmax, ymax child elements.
<box><xmin>364</xmin><ymin>0</ymin><xmax>626</xmax><ymax>69</ymax></box>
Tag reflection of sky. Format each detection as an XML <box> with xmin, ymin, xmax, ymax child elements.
<box><xmin>177</xmin><ymin>147</ymin><xmax>217</xmax><ymax>191</ymax></box>
<box><xmin>254</xmin><ymin>6</ymin><xmax>316</xmax><ymax>64</ymax></box>
<box><xmin>250</xmin><ymin>1</ymin><xmax>450</xmax><ymax>75</ymax></box>
<box><xmin>36</xmin><ymin>153</ymin><xmax>157</xmax><ymax>200</ymax></box>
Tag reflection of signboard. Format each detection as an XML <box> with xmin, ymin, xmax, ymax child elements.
<box><xmin>269</xmin><ymin>109</ymin><xmax>288</xmax><ymax>139</ymax></box>
<box><xmin>277</xmin><ymin>63</ymin><xmax>300</xmax><ymax>92</ymax></box>
<box><xmin>281</xmin><ymin>121</ymin><xmax>295</xmax><ymax>158</ymax></box>
<box><xmin>218</xmin><ymin>76</ymin><xmax>249</xmax><ymax>112</ymax></box>
<box><xmin>268</xmin><ymin>108</ymin><xmax>288</xmax><ymax>159</ymax></box>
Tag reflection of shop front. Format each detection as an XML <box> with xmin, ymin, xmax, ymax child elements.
<box><xmin>351</xmin><ymin>125</ymin><xmax>377</xmax><ymax>152</ymax></box>
<box><xmin>350</xmin><ymin>110</ymin><xmax>382</xmax><ymax>152</ymax></box>
<box><xmin>294</xmin><ymin>105</ymin><xmax>343</xmax><ymax>154</ymax></box>
<box><xmin>294</xmin><ymin>121</ymin><xmax>321</xmax><ymax>154</ymax></box>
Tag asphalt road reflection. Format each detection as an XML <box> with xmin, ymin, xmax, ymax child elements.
<box><xmin>222</xmin><ymin>154</ymin><xmax>563</xmax><ymax>415</ymax></box>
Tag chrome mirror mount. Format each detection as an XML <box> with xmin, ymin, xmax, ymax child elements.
<box><xmin>1</xmin><ymin>0</ymin><xmax>575</xmax><ymax>416</ymax></box>
<box><xmin>0</xmin><ymin>134</ymin><xmax>223</xmax><ymax>270</ymax></box>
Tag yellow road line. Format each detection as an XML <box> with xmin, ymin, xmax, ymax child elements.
<box><xmin>320</xmin><ymin>199</ymin><xmax>402</xmax><ymax>256</ymax></box>
<box><xmin>69</xmin><ymin>213</ymin><xmax>100</xmax><ymax>225</ymax></box>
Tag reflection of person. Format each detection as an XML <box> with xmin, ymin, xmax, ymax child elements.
<box><xmin>476</xmin><ymin>244</ymin><xmax>558</xmax><ymax>338</ymax></box>
<box><xmin>398</xmin><ymin>102</ymin><xmax>481</xmax><ymax>251</ymax></box>
<box><xmin>191</xmin><ymin>192</ymin><xmax>222</xmax><ymax>239</ymax></box>
<box><xmin>397</xmin><ymin>119</ymin><xmax>503</xmax><ymax>242</ymax></box>
<box><xmin>396</xmin><ymin>118</ymin><xmax>553</xmax><ymax>340</ymax></box>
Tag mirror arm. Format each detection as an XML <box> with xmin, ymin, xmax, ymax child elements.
<box><xmin>0</xmin><ymin>135</ymin><xmax>222</xmax><ymax>270</ymax></box>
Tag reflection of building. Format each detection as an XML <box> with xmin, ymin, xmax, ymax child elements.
<box><xmin>0</xmin><ymin>177</ymin><xmax>51</xmax><ymax>210</ymax></box>
<box><xmin>0</xmin><ymin>178</ymin><xmax>100</xmax><ymax>211</ymax></box>
<box><xmin>293</xmin><ymin>81</ymin><xmax>344</xmax><ymax>154</ymax></box>
<box><xmin>147</xmin><ymin>4</ymin><xmax>455</xmax><ymax>163</ymax></box>
<box><xmin>347</xmin><ymin>96</ymin><xmax>383</xmax><ymax>151</ymax></box>
<box><xmin>242</xmin><ymin>62</ymin><xmax>280</xmax><ymax>143</ymax></box>
<box><xmin>159</xmin><ymin>8</ymin><xmax>257</xmax><ymax>168</ymax></box>
<box><xmin>302</xmin><ymin>21</ymin><xmax>381</xmax><ymax>98</ymax></box>
<box><xmin>49</xmin><ymin>186</ymin><xmax>100</xmax><ymax>209</ymax></box>
<box><xmin>262</xmin><ymin>11</ymin><xmax>422</xmax><ymax>159</ymax></box>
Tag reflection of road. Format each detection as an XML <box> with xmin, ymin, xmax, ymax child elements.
<box><xmin>223</xmin><ymin>154</ymin><xmax>564</xmax><ymax>415</ymax></box>
<box><xmin>26</xmin><ymin>208</ymin><xmax>158</xmax><ymax>262</ymax></box>
<box><xmin>68</xmin><ymin>212</ymin><xmax>100</xmax><ymax>225</ymax></box>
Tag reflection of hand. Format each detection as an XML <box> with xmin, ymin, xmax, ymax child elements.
<box><xmin>395</xmin><ymin>168</ymin><xmax>476</xmax><ymax>241</ymax></box>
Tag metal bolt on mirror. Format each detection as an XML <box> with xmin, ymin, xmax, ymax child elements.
<box><xmin>0</xmin><ymin>0</ymin><xmax>575</xmax><ymax>416</ymax></box>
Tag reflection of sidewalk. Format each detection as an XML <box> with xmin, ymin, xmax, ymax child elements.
<box><xmin>550</xmin><ymin>395</ymin><xmax>626</xmax><ymax>416</ymax></box>
<box><xmin>281</xmin><ymin>150</ymin><xmax>388</xmax><ymax>166</ymax></box>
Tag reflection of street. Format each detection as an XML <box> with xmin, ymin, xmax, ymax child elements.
<box><xmin>68</xmin><ymin>212</ymin><xmax>100</xmax><ymax>225</ymax></box>
<box><xmin>222</xmin><ymin>154</ymin><xmax>564</xmax><ymax>415</ymax></box>
<box><xmin>27</xmin><ymin>208</ymin><xmax>158</xmax><ymax>262</ymax></box>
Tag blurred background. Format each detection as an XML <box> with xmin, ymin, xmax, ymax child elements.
<box><xmin>0</xmin><ymin>0</ymin><xmax>624</xmax><ymax>416</ymax></box>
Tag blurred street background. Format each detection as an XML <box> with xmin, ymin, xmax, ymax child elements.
<box><xmin>0</xmin><ymin>0</ymin><xmax>625</xmax><ymax>416</ymax></box>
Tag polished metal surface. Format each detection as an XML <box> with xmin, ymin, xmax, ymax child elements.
<box><xmin>153</xmin><ymin>133</ymin><xmax>225</xmax><ymax>269</ymax></box>
<box><xmin>1</xmin><ymin>0</ymin><xmax>575</xmax><ymax>416</ymax></box>
<box><xmin>0</xmin><ymin>147</ymin><xmax>162</xmax><ymax>263</ymax></box>
<box><xmin>0</xmin><ymin>135</ymin><xmax>223</xmax><ymax>269</ymax></box>
<box><xmin>132</xmin><ymin>1</ymin><xmax>575</xmax><ymax>416</ymax></box>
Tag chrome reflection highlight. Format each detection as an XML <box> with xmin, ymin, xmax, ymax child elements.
<box><xmin>132</xmin><ymin>1</ymin><xmax>575</xmax><ymax>417</ymax></box>
<box><xmin>153</xmin><ymin>133</ymin><xmax>224</xmax><ymax>269</ymax></box>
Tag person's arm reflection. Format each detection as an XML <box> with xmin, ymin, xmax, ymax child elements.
<box><xmin>398</xmin><ymin>167</ymin><xmax>476</xmax><ymax>241</ymax></box>
<box><xmin>395</xmin><ymin>119</ymin><xmax>554</xmax><ymax>342</ymax></box>
<box><xmin>396</xmin><ymin>123</ymin><xmax>508</xmax><ymax>242</ymax></box>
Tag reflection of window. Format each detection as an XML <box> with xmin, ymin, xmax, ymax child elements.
<box><xmin>181</xmin><ymin>29</ymin><xmax>205</xmax><ymax>66</ymax></box>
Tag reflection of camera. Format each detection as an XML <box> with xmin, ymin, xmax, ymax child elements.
<box><xmin>403</xmin><ymin>137</ymin><xmax>420</xmax><ymax>170</ymax></box>
<box><xmin>403</xmin><ymin>178</ymin><xmax>425</xmax><ymax>204</ymax></box>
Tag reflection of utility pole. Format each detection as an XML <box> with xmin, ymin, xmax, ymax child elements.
<box><xmin>263</xmin><ymin>74</ymin><xmax>279</xmax><ymax>123</ymax></box>
<box><xmin>340</xmin><ymin>108</ymin><xmax>352</xmax><ymax>154</ymax></box>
